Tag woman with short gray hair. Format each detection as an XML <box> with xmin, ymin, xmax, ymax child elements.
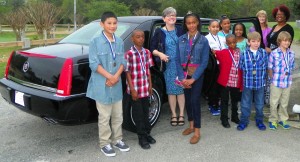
<box><xmin>150</xmin><ymin>7</ymin><xmax>185</xmax><ymax>126</ymax></box>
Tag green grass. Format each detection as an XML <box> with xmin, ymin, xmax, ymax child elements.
<box><xmin>0</xmin><ymin>46</ymin><xmax>21</xmax><ymax>77</ymax></box>
<box><xmin>0</xmin><ymin>31</ymin><xmax>69</xmax><ymax>42</ymax></box>
<box><xmin>0</xmin><ymin>32</ymin><xmax>17</xmax><ymax>42</ymax></box>
<box><xmin>0</xmin><ymin>62</ymin><xmax>6</xmax><ymax>78</ymax></box>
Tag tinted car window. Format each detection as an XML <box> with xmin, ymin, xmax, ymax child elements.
<box><xmin>60</xmin><ymin>22</ymin><xmax>132</xmax><ymax>45</ymax></box>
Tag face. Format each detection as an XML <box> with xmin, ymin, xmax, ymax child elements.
<box><xmin>185</xmin><ymin>16</ymin><xmax>199</xmax><ymax>33</ymax></box>
<box><xmin>258</xmin><ymin>14</ymin><xmax>266</xmax><ymax>24</ymax></box>
<box><xmin>208</xmin><ymin>21</ymin><xmax>220</xmax><ymax>35</ymax></box>
<box><xmin>226</xmin><ymin>37</ymin><xmax>237</xmax><ymax>50</ymax></box>
<box><xmin>100</xmin><ymin>17</ymin><xmax>118</xmax><ymax>35</ymax></box>
<box><xmin>131</xmin><ymin>31</ymin><xmax>145</xmax><ymax>47</ymax></box>
<box><xmin>220</xmin><ymin>19</ymin><xmax>231</xmax><ymax>32</ymax></box>
<box><xmin>248</xmin><ymin>39</ymin><xmax>261</xmax><ymax>50</ymax></box>
<box><xmin>163</xmin><ymin>13</ymin><xmax>177</xmax><ymax>25</ymax></box>
<box><xmin>279</xmin><ymin>39</ymin><xmax>291</xmax><ymax>49</ymax></box>
<box><xmin>275</xmin><ymin>10</ymin><xmax>286</xmax><ymax>23</ymax></box>
<box><xmin>234</xmin><ymin>24</ymin><xmax>243</xmax><ymax>37</ymax></box>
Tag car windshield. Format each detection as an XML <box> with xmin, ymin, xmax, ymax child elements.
<box><xmin>59</xmin><ymin>22</ymin><xmax>132</xmax><ymax>45</ymax></box>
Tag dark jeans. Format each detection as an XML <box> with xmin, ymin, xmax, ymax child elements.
<box><xmin>184</xmin><ymin>75</ymin><xmax>204</xmax><ymax>128</ymax></box>
<box><xmin>208</xmin><ymin>82</ymin><xmax>221</xmax><ymax>107</ymax></box>
<box><xmin>208</xmin><ymin>65</ymin><xmax>220</xmax><ymax>107</ymax></box>
<box><xmin>131</xmin><ymin>97</ymin><xmax>151</xmax><ymax>136</ymax></box>
<box><xmin>219</xmin><ymin>85</ymin><xmax>241</xmax><ymax>122</ymax></box>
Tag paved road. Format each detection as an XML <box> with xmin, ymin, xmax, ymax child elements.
<box><xmin>0</xmin><ymin>44</ymin><xmax>300</xmax><ymax>162</ymax></box>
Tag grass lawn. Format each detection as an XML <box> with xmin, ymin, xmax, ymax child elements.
<box><xmin>0</xmin><ymin>32</ymin><xmax>17</xmax><ymax>42</ymax></box>
<box><xmin>0</xmin><ymin>46</ymin><xmax>21</xmax><ymax>77</ymax></box>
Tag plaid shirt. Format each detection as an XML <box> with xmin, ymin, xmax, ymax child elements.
<box><xmin>125</xmin><ymin>46</ymin><xmax>154</xmax><ymax>98</ymax></box>
<box><xmin>268</xmin><ymin>47</ymin><xmax>295</xmax><ymax>88</ymax></box>
<box><xmin>227</xmin><ymin>49</ymin><xmax>240</xmax><ymax>88</ymax></box>
<box><xmin>239</xmin><ymin>47</ymin><xmax>268</xmax><ymax>90</ymax></box>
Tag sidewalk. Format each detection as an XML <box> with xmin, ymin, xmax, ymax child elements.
<box><xmin>291</xmin><ymin>43</ymin><xmax>300</xmax><ymax>81</ymax></box>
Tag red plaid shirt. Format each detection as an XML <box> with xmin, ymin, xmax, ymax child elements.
<box><xmin>125</xmin><ymin>46</ymin><xmax>154</xmax><ymax>98</ymax></box>
<box><xmin>226</xmin><ymin>49</ymin><xmax>240</xmax><ymax>88</ymax></box>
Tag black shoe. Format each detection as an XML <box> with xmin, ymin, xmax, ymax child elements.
<box><xmin>139</xmin><ymin>137</ymin><xmax>150</xmax><ymax>149</ymax></box>
<box><xmin>146</xmin><ymin>135</ymin><xmax>156</xmax><ymax>144</ymax></box>
<box><xmin>222</xmin><ymin>121</ymin><xmax>231</xmax><ymax>128</ymax></box>
<box><xmin>231</xmin><ymin>118</ymin><xmax>240</xmax><ymax>124</ymax></box>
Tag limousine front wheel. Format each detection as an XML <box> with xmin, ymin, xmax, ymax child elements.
<box><xmin>122</xmin><ymin>85</ymin><xmax>162</xmax><ymax>132</ymax></box>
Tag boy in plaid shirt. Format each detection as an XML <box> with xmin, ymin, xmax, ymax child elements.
<box><xmin>125</xmin><ymin>29</ymin><xmax>156</xmax><ymax>149</ymax></box>
<box><xmin>268</xmin><ymin>31</ymin><xmax>295</xmax><ymax>130</ymax></box>
<box><xmin>237</xmin><ymin>32</ymin><xmax>268</xmax><ymax>131</ymax></box>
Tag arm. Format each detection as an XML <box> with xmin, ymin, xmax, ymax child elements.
<box><xmin>126</xmin><ymin>71</ymin><xmax>138</xmax><ymax>101</ymax></box>
<box><xmin>89</xmin><ymin>38</ymin><xmax>114</xmax><ymax>80</ymax></box>
<box><xmin>107</xmin><ymin>40</ymin><xmax>125</xmax><ymax>86</ymax></box>
<box><xmin>150</xmin><ymin>28</ymin><xmax>169</xmax><ymax>62</ymax></box>
<box><xmin>268</xmin><ymin>51</ymin><xmax>274</xmax><ymax>79</ymax></box>
<box><xmin>148</xmin><ymin>71</ymin><xmax>153</xmax><ymax>96</ymax></box>
<box><xmin>191</xmin><ymin>37</ymin><xmax>210</xmax><ymax>80</ymax></box>
<box><xmin>175</xmin><ymin>39</ymin><xmax>185</xmax><ymax>81</ymax></box>
<box><xmin>147</xmin><ymin>49</ymin><xmax>154</xmax><ymax>96</ymax></box>
<box><xmin>268</xmin><ymin>69</ymin><xmax>273</xmax><ymax>79</ymax></box>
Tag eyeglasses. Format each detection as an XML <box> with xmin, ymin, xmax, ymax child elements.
<box><xmin>166</xmin><ymin>14</ymin><xmax>176</xmax><ymax>18</ymax></box>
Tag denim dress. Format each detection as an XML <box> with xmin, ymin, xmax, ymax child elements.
<box><xmin>162</xmin><ymin>29</ymin><xmax>184</xmax><ymax>95</ymax></box>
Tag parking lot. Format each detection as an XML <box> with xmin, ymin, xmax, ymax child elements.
<box><xmin>0</xmin><ymin>44</ymin><xmax>300</xmax><ymax>162</ymax></box>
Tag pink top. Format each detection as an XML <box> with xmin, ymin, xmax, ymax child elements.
<box><xmin>249</xmin><ymin>26</ymin><xmax>272</xmax><ymax>48</ymax></box>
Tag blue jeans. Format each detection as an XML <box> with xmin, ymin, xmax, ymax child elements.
<box><xmin>240</xmin><ymin>87</ymin><xmax>265</xmax><ymax>125</ymax></box>
<box><xmin>184</xmin><ymin>75</ymin><xmax>204</xmax><ymax>128</ymax></box>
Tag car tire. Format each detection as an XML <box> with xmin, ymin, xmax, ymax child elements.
<box><xmin>122</xmin><ymin>85</ymin><xmax>162</xmax><ymax>132</ymax></box>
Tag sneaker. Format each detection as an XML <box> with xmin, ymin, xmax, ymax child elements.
<box><xmin>101</xmin><ymin>144</ymin><xmax>116</xmax><ymax>157</ymax></box>
<box><xmin>210</xmin><ymin>107</ymin><xmax>220</xmax><ymax>116</ymax></box>
<box><xmin>269</xmin><ymin>122</ymin><xmax>277</xmax><ymax>130</ymax></box>
<box><xmin>237</xmin><ymin>123</ymin><xmax>247</xmax><ymax>131</ymax></box>
<box><xmin>278</xmin><ymin>121</ymin><xmax>291</xmax><ymax>129</ymax></box>
<box><xmin>256</xmin><ymin>120</ymin><xmax>266</xmax><ymax>131</ymax></box>
<box><xmin>114</xmin><ymin>140</ymin><xmax>130</xmax><ymax>152</ymax></box>
<box><xmin>208</xmin><ymin>105</ymin><xmax>212</xmax><ymax>111</ymax></box>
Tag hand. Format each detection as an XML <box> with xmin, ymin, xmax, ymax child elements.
<box><xmin>131</xmin><ymin>89</ymin><xmax>138</xmax><ymax>101</ymax></box>
<box><xmin>159</xmin><ymin>53</ymin><xmax>169</xmax><ymax>62</ymax></box>
<box><xmin>105</xmin><ymin>79</ymin><xmax>113</xmax><ymax>87</ymax></box>
<box><xmin>182</xmin><ymin>78</ymin><xmax>195</xmax><ymax>89</ymax></box>
<box><xmin>265</xmin><ymin>47</ymin><xmax>272</xmax><ymax>53</ymax></box>
<box><xmin>148</xmin><ymin>85</ymin><xmax>153</xmax><ymax>96</ymax></box>
<box><xmin>108</xmin><ymin>75</ymin><xmax>119</xmax><ymax>86</ymax></box>
<box><xmin>181</xmin><ymin>79</ymin><xmax>192</xmax><ymax>89</ymax></box>
<box><xmin>211</xmin><ymin>50</ymin><xmax>216</xmax><ymax>56</ymax></box>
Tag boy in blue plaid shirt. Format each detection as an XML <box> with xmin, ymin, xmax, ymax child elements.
<box><xmin>268</xmin><ymin>31</ymin><xmax>295</xmax><ymax>130</ymax></box>
<box><xmin>237</xmin><ymin>32</ymin><xmax>268</xmax><ymax>131</ymax></box>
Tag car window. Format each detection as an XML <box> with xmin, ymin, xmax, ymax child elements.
<box><xmin>60</xmin><ymin>22</ymin><xmax>132</xmax><ymax>45</ymax></box>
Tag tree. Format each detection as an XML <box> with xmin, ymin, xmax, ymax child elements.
<box><xmin>172</xmin><ymin>0</ymin><xmax>220</xmax><ymax>18</ymax></box>
<box><xmin>116</xmin><ymin>0</ymin><xmax>139</xmax><ymax>13</ymax></box>
<box><xmin>2</xmin><ymin>8</ymin><xmax>28</xmax><ymax>41</ymax></box>
<box><xmin>21</xmin><ymin>1</ymin><xmax>62</xmax><ymax>39</ymax></box>
<box><xmin>0</xmin><ymin>0</ymin><xmax>25</xmax><ymax>23</ymax></box>
<box><xmin>290</xmin><ymin>0</ymin><xmax>300</xmax><ymax>19</ymax></box>
<box><xmin>133</xmin><ymin>8</ymin><xmax>157</xmax><ymax>16</ymax></box>
<box><xmin>84</xmin><ymin>0</ymin><xmax>131</xmax><ymax>21</ymax></box>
